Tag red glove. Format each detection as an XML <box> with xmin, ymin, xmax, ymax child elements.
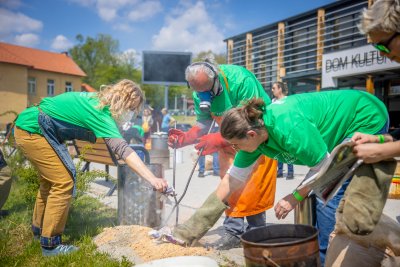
<box><xmin>168</xmin><ymin>126</ymin><xmax>202</xmax><ymax>148</ymax></box>
<box><xmin>195</xmin><ymin>132</ymin><xmax>230</xmax><ymax>155</ymax></box>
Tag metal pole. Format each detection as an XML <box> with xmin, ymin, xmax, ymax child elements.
<box><xmin>162</xmin><ymin>120</ymin><xmax>216</xmax><ymax>226</ymax></box>
<box><xmin>164</xmin><ymin>85</ymin><xmax>169</xmax><ymax>109</ymax></box>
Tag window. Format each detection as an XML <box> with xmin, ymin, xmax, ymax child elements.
<box><xmin>65</xmin><ymin>82</ymin><xmax>73</xmax><ymax>92</ymax></box>
<box><xmin>47</xmin><ymin>79</ymin><xmax>55</xmax><ymax>96</ymax></box>
<box><xmin>28</xmin><ymin>77</ymin><xmax>36</xmax><ymax>95</ymax></box>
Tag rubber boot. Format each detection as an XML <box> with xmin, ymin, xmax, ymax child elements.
<box><xmin>173</xmin><ymin>191</ymin><xmax>228</xmax><ymax>246</ymax></box>
<box><xmin>342</xmin><ymin>159</ymin><xmax>397</xmax><ymax>235</ymax></box>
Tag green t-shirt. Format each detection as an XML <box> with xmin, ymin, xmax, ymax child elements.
<box><xmin>16</xmin><ymin>92</ymin><xmax>122</xmax><ymax>138</ymax></box>
<box><xmin>234</xmin><ymin>90</ymin><xmax>388</xmax><ymax>168</ymax></box>
<box><xmin>132</xmin><ymin>125</ymin><xmax>144</xmax><ymax>138</ymax></box>
<box><xmin>193</xmin><ymin>64</ymin><xmax>271</xmax><ymax>121</ymax></box>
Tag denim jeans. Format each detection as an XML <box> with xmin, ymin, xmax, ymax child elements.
<box><xmin>315</xmin><ymin>120</ymin><xmax>389</xmax><ymax>266</ymax></box>
<box><xmin>198</xmin><ymin>152</ymin><xmax>219</xmax><ymax>173</ymax></box>
<box><xmin>278</xmin><ymin>162</ymin><xmax>293</xmax><ymax>175</ymax></box>
<box><xmin>223</xmin><ymin>212</ymin><xmax>266</xmax><ymax>236</ymax></box>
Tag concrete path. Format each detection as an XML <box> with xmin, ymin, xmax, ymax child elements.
<box><xmin>87</xmin><ymin>145</ymin><xmax>400</xmax><ymax>265</ymax></box>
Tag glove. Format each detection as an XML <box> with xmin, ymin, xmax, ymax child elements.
<box><xmin>194</xmin><ymin>132</ymin><xmax>230</xmax><ymax>155</ymax></box>
<box><xmin>172</xmin><ymin>191</ymin><xmax>228</xmax><ymax>246</ymax></box>
<box><xmin>168</xmin><ymin>126</ymin><xmax>202</xmax><ymax>148</ymax></box>
<box><xmin>342</xmin><ymin>159</ymin><xmax>396</xmax><ymax>235</ymax></box>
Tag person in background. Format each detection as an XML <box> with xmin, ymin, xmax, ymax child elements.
<box><xmin>168</xmin><ymin>55</ymin><xmax>276</xmax><ymax>250</ymax></box>
<box><xmin>14</xmin><ymin>79</ymin><xmax>168</xmax><ymax>256</ymax></box>
<box><xmin>271</xmin><ymin>81</ymin><xmax>294</xmax><ymax>180</ymax></box>
<box><xmin>142</xmin><ymin>107</ymin><xmax>154</xmax><ymax>145</ymax></box>
<box><xmin>161</xmin><ymin>108</ymin><xmax>176</xmax><ymax>133</ymax></box>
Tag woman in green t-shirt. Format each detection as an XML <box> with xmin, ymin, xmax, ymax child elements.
<box><xmin>14</xmin><ymin>79</ymin><xmax>168</xmax><ymax>257</ymax></box>
<box><xmin>217</xmin><ymin>90</ymin><xmax>390</xmax><ymax>265</ymax></box>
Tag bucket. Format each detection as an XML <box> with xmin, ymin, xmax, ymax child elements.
<box><xmin>294</xmin><ymin>195</ymin><xmax>316</xmax><ymax>226</ymax></box>
<box><xmin>150</xmin><ymin>132</ymin><xmax>170</xmax><ymax>169</ymax></box>
<box><xmin>118</xmin><ymin>163</ymin><xmax>164</xmax><ymax>227</ymax></box>
<box><xmin>241</xmin><ymin>224</ymin><xmax>320</xmax><ymax>267</ymax></box>
<box><xmin>150</xmin><ymin>132</ymin><xmax>169</xmax><ymax>150</ymax></box>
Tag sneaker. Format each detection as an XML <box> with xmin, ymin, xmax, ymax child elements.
<box><xmin>212</xmin><ymin>171</ymin><xmax>220</xmax><ymax>176</ymax></box>
<box><xmin>286</xmin><ymin>173</ymin><xmax>294</xmax><ymax>180</ymax></box>
<box><xmin>0</xmin><ymin>210</ymin><xmax>9</xmax><ymax>218</ymax></box>
<box><xmin>277</xmin><ymin>173</ymin><xmax>283</xmax><ymax>178</ymax></box>
<box><xmin>211</xmin><ymin>232</ymin><xmax>241</xmax><ymax>250</ymax></box>
<box><xmin>42</xmin><ymin>244</ymin><xmax>79</xmax><ymax>257</ymax></box>
<box><xmin>198</xmin><ymin>171</ymin><xmax>205</xmax><ymax>178</ymax></box>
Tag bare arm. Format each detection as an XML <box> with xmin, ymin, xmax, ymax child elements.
<box><xmin>215</xmin><ymin>173</ymin><xmax>244</xmax><ymax>202</ymax></box>
<box><xmin>105</xmin><ymin>138</ymin><xmax>168</xmax><ymax>191</ymax></box>
<box><xmin>124</xmin><ymin>152</ymin><xmax>168</xmax><ymax>191</ymax></box>
<box><xmin>353</xmin><ymin>141</ymin><xmax>400</xmax><ymax>163</ymax></box>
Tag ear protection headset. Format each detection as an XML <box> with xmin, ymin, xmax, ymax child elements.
<box><xmin>186</xmin><ymin>62</ymin><xmax>223</xmax><ymax>97</ymax></box>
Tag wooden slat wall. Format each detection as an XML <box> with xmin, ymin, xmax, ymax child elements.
<box><xmin>74</xmin><ymin>139</ymin><xmax>119</xmax><ymax>166</ymax></box>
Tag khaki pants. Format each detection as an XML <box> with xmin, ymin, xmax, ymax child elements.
<box><xmin>14</xmin><ymin>127</ymin><xmax>73</xmax><ymax>238</ymax></box>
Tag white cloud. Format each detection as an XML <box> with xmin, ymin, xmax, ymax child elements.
<box><xmin>96</xmin><ymin>0</ymin><xmax>137</xmax><ymax>22</ymax></box>
<box><xmin>113</xmin><ymin>23</ymin><xmax>133</xmax><ymax>32</ymax></box>
<box><xmin>14</xmin><ymin>33</ymin><xmax>40</xmax><ymax>47</ymax></box>
<box><xmin>0</xmin><ymin>8</ymin><xmax>42</xmax><ymax>35</ymax></box>
<box><xmin>128</xmin><ymin>1</ymin><xmax>162</xmax><ymax>21</ymax></box>
<box><xmin>51</xmin><ymin>35</ymin><xmax>74</xmax><ymax>51</ymax></box>
<box><xmin>151</xmin><ymin>1</ymin><xmax>225</xmax><ymax>54</ymax></box>
<box><xmin>0</xmin><ymin>0</ymin><xmax>22</xmax><ymax>9</ymax></box>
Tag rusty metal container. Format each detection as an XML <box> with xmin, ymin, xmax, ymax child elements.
<box><xmin>241</xmin><ymin>224</ymin><xmax>320</xmax><ymax>267</ymax></box>
<box><xmin>117</xmin><ymin>163</ymin><xmax>164</xmax><ymax>227</ymax></box>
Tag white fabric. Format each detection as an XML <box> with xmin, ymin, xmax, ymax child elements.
<box><xmin>227</xmin><ymin>162</ymin><xmax>257</xmax><ymax>182</ymax></box>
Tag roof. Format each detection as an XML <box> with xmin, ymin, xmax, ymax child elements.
<box><xmin>81</xmin><ymin>83</ymin><xmax>97</xmax><ymax>92</ymax></box>
<box><xmin>0</xmin><ymin>42</ymin><xmax>86</xmax><ymax>77</ymax></box>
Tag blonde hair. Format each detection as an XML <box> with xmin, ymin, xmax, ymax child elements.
<box><xmin>221</xmin><ymin>98</ymin><xmax>266</xmax><ymax>140</ymax></box>
<box><xmin>359</xmin><ymin>0</ymin><xmax>400</xmax><ymax>34</ymax></box>
<box><xmin>97</xmin><ymin>79</ymin><xmax>144</xmax><ymax>121</ymax></box>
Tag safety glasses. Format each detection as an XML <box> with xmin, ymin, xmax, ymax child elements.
<box><xmin>372</xmin><ymin>32</ymin><xmax>400</xmax><ymax>54</ymax></box>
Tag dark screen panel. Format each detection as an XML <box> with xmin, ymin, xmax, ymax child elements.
<box><xmin>142</xmin><ymin>51</ymin><xmax>192</xmax><ymax>84</ymax></box>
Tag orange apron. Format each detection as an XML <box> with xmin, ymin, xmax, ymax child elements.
<box><xmin>213</xmin><ymin>116</ymin><xmax>277</xmax><ymax>217</ymax></box>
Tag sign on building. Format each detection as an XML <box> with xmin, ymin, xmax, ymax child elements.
<box><xmin>322</xmin><ymin>45</ymin><xmax>400</xmax><ymax>88</ymax></box>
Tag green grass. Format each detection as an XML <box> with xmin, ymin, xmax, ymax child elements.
<box><xmin>172</xmin><ymin>115</ymin><xmax>197</xmax><ymax>125</ymax></box>
<box><xmin>0</xmin><ymin>178</ymin><xmax>132</xmax><ymax>267</ymax></box>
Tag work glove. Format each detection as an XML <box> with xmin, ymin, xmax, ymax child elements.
<box><xmin>194</xmin><ymin>132</ymin><xmax>230</xmax><ymax>155</ymax></box>
<box><xmin>340</xmin><ymin>159</ymin><xmax>396</xmax><ymax>235</ymax></box>
<box><xmin>168</xmin><ymin>126</ymin><xmax>202</xmax><ymax>148</ymax></box>
<box><xmin>172</xmin><ymin>191</ymin><xmax>228</xmax><ymax>246</ymax></box>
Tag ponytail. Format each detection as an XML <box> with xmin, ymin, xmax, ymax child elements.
<box><xmin>221</xmin><ymin>98</ymin><xmax>266</xmax><ymax>140</ymax></box>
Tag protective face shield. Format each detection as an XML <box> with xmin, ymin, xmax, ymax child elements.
<box><xmin>197</xmin><ymin>91</ymin><xmax>213</xmax><ymax>112</ymax></box>
<box><xmin>189</xmin><ymin>62</ymin><xmax>223</xmax><ymax>112</ymax></box>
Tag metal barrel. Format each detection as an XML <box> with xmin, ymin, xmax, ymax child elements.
<box><xmin>150</xmin><ymin>132</ymin><xmax>170</xmax><ymax>169</ymax></box>
<box><xmin>117</xmin><ymin>163</ymin><xmax>164</xmax><ymax>227</ymax></box>
<box><xmin>294</xmin><ymin>195</ymin><xmax>316</xmax><ymax>226</ymax></box>
<box><xmin>241</xmin><ymin>224</ymin><xmax>320</xmax><ymax>267</ymax></box>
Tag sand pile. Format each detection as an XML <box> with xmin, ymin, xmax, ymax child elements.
<box><xmin>94</xmin><ymin>225</ymin><xmax>213</xmax><ymax>263</ymax></box>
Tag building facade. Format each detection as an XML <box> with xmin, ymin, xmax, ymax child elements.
<box><xmin>225</xmin><ymin>0</ymin><xmax>400</xmax><ymax>128</ymax></box>
<box><xmin>0</xmin><ymin>42</ymin><xmax>86</xmax><ymax>128</ymax></box>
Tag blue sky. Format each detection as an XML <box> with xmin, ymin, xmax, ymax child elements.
<box><xmin>0</xmin><ymin>0</ymin><xmax>336</xmax><ymax>57</ymax></box>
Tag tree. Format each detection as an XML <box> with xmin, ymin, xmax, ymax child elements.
<box><xmin>193</xmin><ymin>50</ymin><xmax>227</xmax><ymax>64</ymax></box>
<box><xmin>70</xmin><ymin>34</ymin><xmax>120</xmax><ymax>89</ymax></box>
